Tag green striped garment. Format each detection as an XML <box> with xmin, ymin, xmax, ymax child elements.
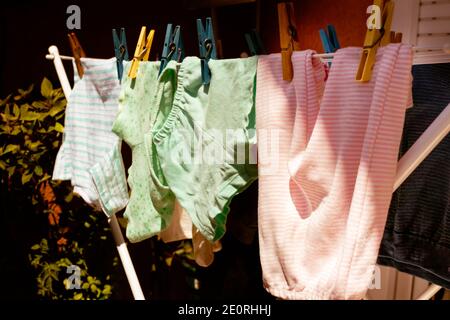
<box><xmin>52</xmin><ymin>57</ymin><xmax>129</xmax><ymax>216</ymax></box>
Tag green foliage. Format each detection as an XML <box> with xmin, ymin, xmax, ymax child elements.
<box><xmin>0</xmin><ymin>79</ymin><xmax>117</xmax><ymax>300</ymax></box>
<box><xmin>29</xmin><ymin>238</ymin><xmax>117</xmax><ymax>300</ymax></box>
<box><xmin>0</xmin><ymin>79</ymin><xmax>65</xmax><ymax>187</ymax></box>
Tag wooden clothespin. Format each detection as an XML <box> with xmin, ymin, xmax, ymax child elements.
<box><xmin>68</xmin><ymin>32</ymin><xmax>86</xmax><ymax>78</ymax></box>
<box><xmin>319</xmin><ymin>24</ymin><xmax>340</xmax><ymax>53</ymax></box>
<box><xmin>128</xmin><ymin>26</ymin><xmax>155</xmax><ymax>79</ymax></box>
<box><xmin>391</xmin><ymin>32</ymin><xmax>403</xmax><ymax>43</ymax></box>
<box><xmin>356</xmin><ymin>0</ymin><xmax>395</xmax><ymax>82</ymax></box>
<box><xmin>277</xmin><ymin>2</ymin><xmax>300</xmax><ymax>81</ymax></box>
<box><xmin>159</xmin><ymin>24</ymin><xmax>184</xmax><ymax>76</ymax></box>
<box><xmin>112</xmin><ymin>28</ymin><xmax>129</xmax><ymax>82</ymax></box>
<box><xmin>197</xmin><ymin>17</ymin><xmax>217</xmax><ymax>85</ymax></box>
<box><xmin>245</xmin><ymin>29</ymin><xmax>266</xmax><ymax>56</ymax></box>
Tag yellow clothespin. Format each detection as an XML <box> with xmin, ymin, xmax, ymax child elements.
<box><xmin>68</xmin><ymin>32</ymin><xmax>86</xmax><ymax>78</ymax></box>
<box><xmin>277</xmin><ymin>2</ymin><xmax>300</xmax><ymax>81</ymax></box>
<box><xmin>356</xmin><ymin>0</ymin><xmax>395</xmax><ymax>82</ymax></box>
<box><xmin>128</xmin><ymin>27</ymin><xmax>155</xmax><ymax>79</ymax></box>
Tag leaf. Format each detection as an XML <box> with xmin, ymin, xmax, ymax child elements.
<box><xmin>38</xmin><ymin>173</ymin><xmax>51</xmax><ymax>184</ymax></box>
<box><xmin>18</xmin><ymin>84</ymin><xmax>34</xmax><ymax>97</ymax></box>
<box><xmin>48</xmin><ymin>101</ymin><xmax>66</xmax><ymax>117</ymax></box>
<box><xmin>31</xmin><ymin>244</ymin><xmax>40</xmax><ymax>250</ymax></box>
<box><xmin>20</xmin><ymin>110</ymin><xmax>41</xmax><ymax>121</ymax></box>
<box><xmin>64</xmin><ymin>193</ymin><xmax>73</xmax><ymax>203</ymax></box>
<box><xmin>7</xmin><ymin>166</ymin><xmax>15</xmax><ymax>177</ymax></box>
<box><xmin>20</xmin><ymin>104</ymin><xmax>29</xmax><ymax>115</ymax></box>
<box><xmin>84</xmin><ymin>222</ymin><xmax>91</xmax><ymax>228</ymax></box>
<box><xmin>0</xmin><ymin>160</ymin><xmax>6</xmax><ymax>170</ymax></box>
<box><xmin>28</xmin><ymin>141</ymin><xmax>41</xmax><ymax>151</ymax></box>
<box><xmin>102</xmin><ymin>285</ymin><xmax>112</xmax><ymax>296</ymax></box>
<box><xmin>54</xmin><ymin>122</ymin><xmax>64</xmax><ymax>133</ymax></box>
<box><xmin>13</xmin><ymin>104</ymin><xmax>20</xmax><ymax>118</ymax></box>
<box><xmin>11</xmin><ymin>126</ymin><xmax>21</xmax><ymax>135</ymax></box>
<box><xmin>2</xmin><ymin>144</ymin><xmax>19</xmax><ymax>155</ymax></box>
<box><xmin>41</xmin><ymin>78</ymin><xmax>53</xmax><ymax>98</ymax></box>
<box><xmin>0</xmin><ymin>94</ymin><xmax>12</xmax><ymax>107</ymax></box>
<box><xmin>82</xmin><ymin>283</ymin><xmax>89</xmax><ymax>290</ymax></box>
<box><xmin>22</xmin><ymin>172</ymin><xmax>33</xmax><ymax>184</ymax></box>
<box><xmin>73</xmin><ymin>293</ymin><xmax>83</xmax><ymax>300</ymax></box>
<box><xmin>165</xmin><ymin>257</ymin><xmax>173</xmax><ymax>267</ymax></box>
<box><xmin>31</xmin><ymin>101</ymin><xmax>48</xmax><ymax>110</ymax></box>
<box><xmin>34</xmin><ymin>166</ymin><xmax>43</xmax><ymax>176</ymax></box>
<box><xmin>52</xmin><ymin>140</ymin><xmax>59</xmax><ymax>148</ymax></box>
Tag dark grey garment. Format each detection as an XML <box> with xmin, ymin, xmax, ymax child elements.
<box><xmin>378</xmin><ymin>63</ymin><xmax>450</xmax><ymax>289</ymax></box>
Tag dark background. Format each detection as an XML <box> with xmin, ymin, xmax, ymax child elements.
<box><xmin>0</xmin><ymin>0</ymin><xmax>372</xmax><ymax>300</ymax></box>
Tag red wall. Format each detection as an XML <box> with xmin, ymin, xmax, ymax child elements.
<box><xmin>259</xmin><ymin>0</ymin><xmax>373</xmax><ymax>53</ymax></box>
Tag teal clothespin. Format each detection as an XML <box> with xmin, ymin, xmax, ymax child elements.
<box><xmin>197</xmin><ymin>17</ymin><xmax>216</xmax><ymax>85</ymax></box>
<box><xmin>245</xmin><ymin>29</ymin><xmax>266</xmax><ymax>56</ymax></box>
<box><xmin>319</xmin><ymin>24</ymin><xmax>340</xmax><ymax>53</ymax></box>
<box><xmin>112</xmin><ymin>28</ymin><xmax>129</xmax><ymax>82</ymax></box>
<box><xmin>158</xmin><ymin>24</ymin><xmax>185</xmax><ymax>76</ymax></box>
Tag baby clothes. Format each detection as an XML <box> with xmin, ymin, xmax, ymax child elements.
<box><xmin>378</xmin><ymin>63</ymin><xmax>450</xmax><ymax>288</ymax></box>
<box><xmin>257</xmin><ymin>45</ymin><xmax>413</xmax><ymax>300</ymax></box>
<box><xmin>151</xmin><ymin>56</ymin><xmax>258</xmax><ymax>242</ymax></box>
<box><xmin>112</xmin><ymin>61</ymin><xmax>184</xmax><ymax>242</ymax></box>
<box><xmin>53</xmin><ymin>57</ymin><xmax>128</xmax><ymax>216</ymax></box>
<box><xmin>113</xmin><ymin>61</ymin><xmax>221</xmax><ymax>266</ymax></box>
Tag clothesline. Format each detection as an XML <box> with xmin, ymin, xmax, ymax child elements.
<box><xmin>46</xmin><ymin>45</ymin><xmax>449</xmax><ymax>61</ymax></box>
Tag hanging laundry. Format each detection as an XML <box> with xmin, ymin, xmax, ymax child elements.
<box><xmin>151</xmin><ymin>56</ymin><xmax>258</xmax><ymax>242</ymax></box>
<box><xmin>52</xmin><ymin>57</ymin><xmax>128</xmax><ymax>216</ymax></box>
<box><xmin>112</xmin><ymin>61</ymin><xmax>181</xmax><ymax>242</ymax></box>
<box><xmin>378</xmin><ymin>63</ymin><xmax>450</xmax><ymax>289</ymax></box>
<box><xmin>113</xmin><ymin>60</ymin><xmax>222</xmax><ymax>266</ymax></box>
<box><xmin>257</xmin><ymin>44</ymin><xmax>413</xmax><ymax>300</ymax></box>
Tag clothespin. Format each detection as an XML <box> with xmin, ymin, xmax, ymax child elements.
<box><xmin>112</xmin><ymin>28</ymin><xmax>129</xmax><ymax>82</ymax></box>
<box><xmin>277</xmin><ymin>2</ymin><xmax>300</xmax><ymax>81</ymax></box>
<box><xmin>391</xmin><ymin>31</ymin><xmax>403</xmax><ymax>43</ymax></box>
<box><xmin>159</xmin><ymin>24</ymin><xmax>185</xmax><ymax>76</ymax></box>
<box><xmin>356</xmin><ymin>0</ymin><xmax>395</xmax><ymax>82</ymax></box>
<box><xmin>319</xmin><ymin>24</ymin><xmax>340</xmax><ymax>53</ymax></box>
<box><xmin>245</xmin><ymin>29</ymin><xmax>266</xmax><ymax>56</ymax></box>
<box><xmin>128</xmin><ymin>26</ymin><xmax>155</xmax><ymax>79</ymax></box>
<box><xmin>67</xmin><ymin>32</ymin><xmax>86</xmax><ymax>78</ymax></box>
<box><xmin>197</xmin><ymin>17</ymin><xmax>217</xmax><ymax>85</ymax></box>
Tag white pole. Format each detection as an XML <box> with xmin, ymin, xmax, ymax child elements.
<box><xmin>108</xmin><ymin>215</ymin><xmax>145</xmax><ymax>300</ymax></box>
<box><xmin>416</xmin><ymin>284</ymin><xmax>442</xmax><ymax>300</ymax></box>
<box><xmin>47</xmin><ymin>45</ymin><xmax>145</xmax><ymax>300</ymax></box>
<box><xmin>48</xmin><ymin>46</ymin><xmax>73</xmax><ymax>99</ymax></box>
<box><xmin>394</xmin><ymin>103</ymin><xmax>450</xmax><ymax>191</ymax></box>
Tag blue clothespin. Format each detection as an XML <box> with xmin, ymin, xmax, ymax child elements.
<box><xmin>319</xmin><ymin>24</ymin><xmax>340</xmax><ymax>53</ymax></box>
<box><xmin>112</xmin><ymin>28</ymin><xmax>129</xmax><ymax>82</ymax></box>
<box><xmin>197</xmin><ymin>17</ymin><xmax>216</xmax><ymax>85</ymax></box>
<box><xmin>159</xmin><ymin>24</ymin><xmax>184</xmax><ymax>76</ymax></box>
<box><xmin>245</xmin><ymin>29</ymin><xmax>266</xmax><ymax>56</ymax></box>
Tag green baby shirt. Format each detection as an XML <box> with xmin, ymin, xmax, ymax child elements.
<box><xmin>150</xmin><ymin>56</ymin><xmax>258</xmax><ymax>242</ymax></box>
<box><xmin>112</xmin><ymin>61</ymin><xmax>175</xmax><ymax>242</ymax></box>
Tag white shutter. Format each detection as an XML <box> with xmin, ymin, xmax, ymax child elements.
<box><xmin>393</xmin><ymin>0</ymin><xmax>450</xmax><ymax>64</ymax></box>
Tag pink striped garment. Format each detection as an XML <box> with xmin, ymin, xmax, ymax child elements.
<box><xmin>256</xmin><ymin>44</ymin><xmax>413</xmax><ymax>300</ymax></box>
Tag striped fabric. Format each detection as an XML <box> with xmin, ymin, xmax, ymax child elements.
<box><xmin>53</xmin><ymin>57</ymin><xmax>128</xmax><ymax>216</ymax></box>
<box><xmin>256</xmin><ymin>44</ymin><xmax>413</xmax><ymax>299</ymax></box>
